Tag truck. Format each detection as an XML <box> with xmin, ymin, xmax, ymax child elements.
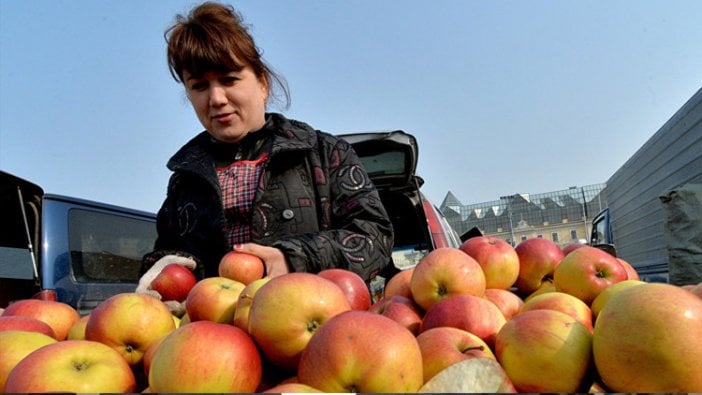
<box><xmin>590</xmin><ymin>87</ymin><xmax>702</xmax><ymax>284</ymax></box>
<box><xmin>1</xmin><ymin>171</ymin><xmax>158</xmax><ymax>315</ymax></box>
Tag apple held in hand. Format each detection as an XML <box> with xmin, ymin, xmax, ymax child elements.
<box><xmin>218</xmin><ymin>251</ymin><xmax>265</xmax><ymax>285</ymax></box>
<box><xmin>416</xmin><ymin>326</ymin><xmax>496</xmax><ymax>383</ymax></box>
<box><xmin>420</xmin><ymin>294</ymin><xmax>506</xmax><ymax>347</ymax></box>
<box><xmin>4</xmin><ymin>339</ymin><xmax>137</xmax><ymax>393</ymax></box>
<box><xmin>1</xmin><ymin>298</ymin><xmax>80</xmax><ymax>340</ymax></box>
<box><xmin>495</xmin><ymin>309</ymin><xmax>593</xmax><ymax>393</ymax></box>
<box><xmin>148</xmin><ymin>320</ymin><xmax>262</xmax><ymax>392</ymax></box>
<box><xmin>410</xmin><ymin>247</ymin><xmax>486</xmax><ymax>311</ymax></box>
<box><xmin>459</xmin><ymin>236</ymin><xmax>520</xmax><ymax>290</ymax></box>
<box><xmin>185</xmin><ymin>276</ymin><xmax>246</xmax><ymax>323</ymax></box>
<box><xmin>85</xmin><ymin>292</ymin><xmax>176</xmax><ymax>366</ymax></box>
<box><xmin>593</xmin><ymin>282</ymin><xmax>702</xmax><ymax>392</ymax></box>
<box><xmin>151</xmin><ymin>263</ymin><xmax>197</xmax><ymax>302</ymax></box>
<box><xmin>298</xmin><ymin>310</ymin><xmax>424</xmax><ymax>393</ymax></box>
<box><xmin>318</xmin><ymin>268</ymin><xmax>372</xmax><ymax>311</ymax></box>
<box><xmin>514</xmin><ymin>238</ymin><xmax>564</xmax><ymax>295</ymax></box>
<box><xmin>248</xmin><ymin>272</ymin><xmax>351</xmax><ymax>371</ymax></box>
<box><xmin>553</xmin><ymin>245</ymin><xmax>627</xmax><ymax>304</ymax></box>
<box><xmin>0</xmin><ymin>330</ymin><xmax>57</xmax><ymax>392</ymax></box>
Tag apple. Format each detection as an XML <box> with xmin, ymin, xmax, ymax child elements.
<box><xmin>553</xmin><ymin>245</ymin><xmax>628</xmax><ymax>304</ymax></box>
<box><xmin>318</xmin><ymin>268</ymin><xmax>372</xmax><ymax>310</ymax></box>
<box><xmin>0</xmin><ymin>315</ymin><xmax>56</xmax><ymax>338</ymax></box>
<box><xmin>616</xmin><ymin>257</ymin><xmax>640</xmax><ymax>280</ymax></box>
<box><xmin>593</xmin><ymin>282</ymin><xmax>702</xmax><ymax>392</ymax></box>
<box><xmin>368</xmin><ymin>295</ymin><xmax>423</xmax><ymax>335</ymax></box>
<box><xmin>4</xmin><ymin>339</ymin><xmax>137</xmax><ymax>392</ymax></box>
<box><xmin>1</xmin><ymin>298</ymin><xmax>80</xmax><ymax>340</ymax></box>
<box><xmin>416</xmin><ymin>326</ymin><xmax>496</xmax><ymax>383</ymax></box>
<box><xmin>142</xmin><ymin>335</ymin><xmax>165</xmax><ymax>379</ymax></box>
<box><xmin>248</xmin><ymin>272</ymin><xmax>351</xmax><ymax>371</ymax></box>
<box><xmin>298</xmin><ymin>310</ymin><xmax>424</xmax><ymax>392</ymax></box>
<box><xmin>262</xmin><ymin>382</ymin><xmax>322</xmax><ymax>393</ymax></box>
<box><xmin>66</xmin><ymin>315</ymin><xmax>90</xmax><ymax>340</ymax></box>
<box><xmin>0</xmin><ymin>330</ymin><xmax>57</xmax><ymax>392</ymax></box>
<box><xmin>689</xmin><ymin>282</ymin><xmax>702</xmax><ymax>299</ymax></box>
<box><xmin>562</xmin><ymin>242</ymin><xmax>587</xmax><ymax>256</ymax></box>
<box><xmin>218</xmin><ymin>250</ymin><xmax>265</xmax><ymax>285</ymax></box>
<box><xmin>85</xmin><ymin>292</ymin><xmax>176</xmax><ymax>366</ymax></box>
<box><xmin>148</xmin><ymin>320</ymin><xmax>262</xmax><ymax>392</ymax></box>
<box><xmin>418</xmin><ymin>357</ymin><xmax>516</xmax><ymax>393</ymax></box>
<box><xmin>590</xmin><ymin>279</ymin><xmax>646</xmax><ymax>318</ymax></box>
<box><xmin>420</xmin><ymin>294</ymin><xmax>506</xmax><ymax>347</ymax></box>
<box><xmin>185</xmin><ymin>276</ymin><xmax>246</xmax><ymax>323</ymax></box>
<box><xmin>518</xmin><ymin>291</ymin><xmax>593</xmax><ymax>332</ymax></box>
<box><xmin>233</xmin><ymin>277</ymin><xmax>270</xmax><ymax>332</ymax></box>
<box><xmin>514</xmin><ymin>238</ymin><xmax>564</xmax><ymax>295</ymax></box>
<box><xmin>383</xmin><ymin>267</ymin><xmax>414</xmax><ymax>300</ymax></box>
<box><xmin>410</xmin><ymin>247</ymin><xmax>486</xmax><ymax>311</ymax></box>
<box><xmin>459</xmin><ymin>235</ymin><xmax>520</xmax><ymax>290</ymax></box>
<box><xmin>150</xmin><ymin>263</ymin><xmax>197</xmax><ymax>302</ymax></box>
<box><xmin>495</xmin><ymin>309</ymin><xmax>593</xmax><ymax>392</ymax></box>
<box><xmin>483</xmin><ymin>288</ymin><xmax>524</xmax><ymax>320</ymax></box>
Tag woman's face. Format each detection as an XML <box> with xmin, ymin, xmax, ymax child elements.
<box><xmin>183</xmin><ymin>66</ymin><xmax>268</xmax><ymax>143</ymax></box>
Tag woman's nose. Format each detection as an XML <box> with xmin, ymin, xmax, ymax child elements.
<box><xmin>209</xmin><ymin>86</ymin><xmax>227</xmax><ymax>106</ymax></box>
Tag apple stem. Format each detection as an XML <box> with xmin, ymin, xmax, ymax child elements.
<box><xmin>461</xmin><ymin>345</ymin><xmax>485</xmax><ymax>354</ymax></box>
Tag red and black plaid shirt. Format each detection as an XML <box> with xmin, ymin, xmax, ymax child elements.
<box><xmin>216</xmin><ymin>153</ymin><xmax>269</xmax><ymax>249</ymax></box>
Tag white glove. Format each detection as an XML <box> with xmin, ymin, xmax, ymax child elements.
<box><xmin>136</xmin><ymin>255</ymin><xmax>196</xmax><ymax>317</ymax></box>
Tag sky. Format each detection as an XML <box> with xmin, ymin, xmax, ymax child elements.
<box><xmin>2</xmin><ymin>1</ymin><xmax>702</xmax><ymax>214</ymax></box>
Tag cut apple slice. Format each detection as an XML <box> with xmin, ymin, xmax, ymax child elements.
<box><xmin>418</xmin><ymin>357</ymin><xmax>516</xmax><ymax>393</ymax></box>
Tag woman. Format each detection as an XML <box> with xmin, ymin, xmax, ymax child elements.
<box><xmin>137</xmin><ymin>2</ymin><xmax>393</xmax><ymax>301</ymax></box>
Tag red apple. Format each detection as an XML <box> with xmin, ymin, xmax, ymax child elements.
<box><xmin>148</xmin><ymin>320</ymin><xmax>262</xmax><ymax>392</ymax></box>
<box><xmin>150</xmin><ymin>263</ymin><xmax>197</xmax><ymax>302</ymax></box>
<box><xmin>518</xmin><ymin>291</ymin><xmax>593</xmax><ymax>332</ymax></box>
<box><xmin>4</xmin><ymin>339</ymin><xmax>137</xmax><ymax>392</ymax></box>
<box><xmin>514</xmin><ymin>238</ymin><xmax>565</xmax><ymax>295</ymax></box>
<box><xmin>562</xmin><ymin>242</ymin><xmax>586</xmax><ymax>256</ymax></box>
<box><xmin>298</xmin><ymin>310</ymin><xmax>424</xmax><ymax>392</ymax></box>
<box><xmin>593</xmin><ymin>283</ymin><xmax>702</xmax><ymax>392</ymax></box>
<box><xmin>0</xmin><ymin>315</ymin><xmax>56</xmax><ymax>338</ymax></box>
<box><xmin>460</xmin><ymin>236</ymin><xmax>520</xmax><ymax>290</ymax></box>
<box><xmin>616</xmin><ymin>258</ymin><xmax>640</xmax><ymax>280</ymax></box>
<box><xmin>233</xmin><ymin>277</ymin><xmax>270</xmax><ymax>333</ymax></box>
<box><xmin>590</xmin><ymin>279</ymin><xmax>646</xmax><ymax>319</ymax></box>
<box><xmin>218</xmin><ymin>250</ymin><xmax>265</xmax><ymax>285</ymax></box>
<box><xmin>383</xmin><ymin>268</ymin><xmax>414</xmax><ymax>300</ymax></box>
<box><xmin>420</xmin><ymin>294</ymin><xmax>506</xmax><ymax>348</ymax></box>
<box><xmin>483</xmin><ymin>288</ymin><xmax>524</xmax><ymax>320</ymax></box>
<box><xmin>368</xmin><ymin>295</ymin><xmax>423</xmax><ymax>335</ymax></box>
<box><xmin>1</xmin><ymin>299</ymin><xmax>80</xmax><ymax>340</ymax></box>
<box><xmin>495</xmin><ymin>309</ymin><xmax>593</xmax><ymax>392</ymax></box>
<box><xmin>553</xmin><ymin>245</ymin><xmax>628</xmax><ymax>305</ymax></box>
<box><xmin>85</xmin><ymin>292</ymin><xmax>176</xmax><ymax>366</ymax></box>
<box><xmin>185</xmin><ymin>276</ymin><xmax>246</xmax><ymax>323</ymax></box>
<box><xmin>418</xmin><ymin>357</ymin><xmax>516</xmax><ymax>393</ymax></box>
<box><xmin>317</xmin><ymin>268</ymin><xmax>372</xmax><ymax>311</ymax></box>
<box><xmin>410</xmin><ymin>247</ymin><xmax>486</xmax><ymax>311</ymax></box>
<box><xmin>248</xmin><ymin>272</ymin><xmax>351</xmax><ymax>371</ymax></box>
<box><xmin>0</xmin><ymin>330</ymin><xmax>57</xmax><ymax>392</ymax></box>
<box><xmin>416</xmin><ymin>326</ymin><xmax>496</xmax><ymax>382</ymax></box>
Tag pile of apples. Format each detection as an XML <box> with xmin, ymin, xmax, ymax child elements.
<box><xmin>1</xmin><ymin>241</ymin><xmax>701</xmax><ymax>393</ymax></box>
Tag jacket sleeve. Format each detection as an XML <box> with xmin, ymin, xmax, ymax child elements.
<box><xmin>271</xmin><ymin>135</ymin><xmax>394</xmax><ymax>282</ymax></box>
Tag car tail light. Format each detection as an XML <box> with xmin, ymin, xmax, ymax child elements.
<box><xmin>32</xmin><ymin>290</ymin><xmax>57</xmax><ymax>301</ymax></box>
<box><xmin>422</xmin><ymin>199</ymin><xmax>451</xmax><ymax>249</ymax></box>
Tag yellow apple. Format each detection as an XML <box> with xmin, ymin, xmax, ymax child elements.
<box><xmin>185</xmin><ymin>276</ymin><xmax>246</xmax><ymax>323</ymax></box>
<box><xmin>0</xmin><ymin>330</ymin><xmax>57</xmax><ymax>391</ymax></box>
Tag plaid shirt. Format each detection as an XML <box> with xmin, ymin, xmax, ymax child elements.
<box><xmin>217</xmin><ymin>153</ymin><xmax>269</xmax><ymax>248</ymax></box>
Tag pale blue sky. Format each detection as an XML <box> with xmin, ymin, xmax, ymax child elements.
<box><xmin>2</xmin><ymin>1</ymin><xmax>701</xmax><ymax>213</ymax></box>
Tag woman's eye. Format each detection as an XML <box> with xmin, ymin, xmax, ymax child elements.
<box><xmin>221</xmin><ymin>76</ymin><xmax>238</xmax><ymax>85</ymax></box>
<box><xmin>190</xmin><ymin>81</ymin><xmax>207</xmax><ymax>91</ymax></box>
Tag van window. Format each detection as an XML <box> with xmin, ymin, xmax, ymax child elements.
<box><xmin>68</xmin><ymin>209</ymin><xmax>156</xmax><ymax>283</ymax></box>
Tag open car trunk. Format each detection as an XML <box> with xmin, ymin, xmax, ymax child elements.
<box><xmin>339</xmin><ymin>131</ymin><xmax>434</xmax><ymax>272</ymax></box>
<box><xmin>0</xmin><ymin>171</ymin><xmax>44</xmax><ymax>306</ymax></box>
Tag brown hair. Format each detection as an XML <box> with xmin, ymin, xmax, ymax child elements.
<box><xmin>165</xmin><ymin>1</ymin><xmax>289</xmax><ymax>108</ymax></box>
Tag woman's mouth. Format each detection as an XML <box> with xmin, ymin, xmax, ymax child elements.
<box><xmin>212</xmin><ymin>112</ymin><xmax>234</xmax><ymax>123</ymax></box>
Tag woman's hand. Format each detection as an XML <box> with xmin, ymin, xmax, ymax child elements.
<box><xmin>234</xmin><ymin>243</ymin><xmax>291</xmax><ymax>278</ymax></box>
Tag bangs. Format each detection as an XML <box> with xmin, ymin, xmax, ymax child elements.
<box><xmin>168</xmin><ymin>21</ymin><xmax>246</xmax><ymax>81</ymax></box>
